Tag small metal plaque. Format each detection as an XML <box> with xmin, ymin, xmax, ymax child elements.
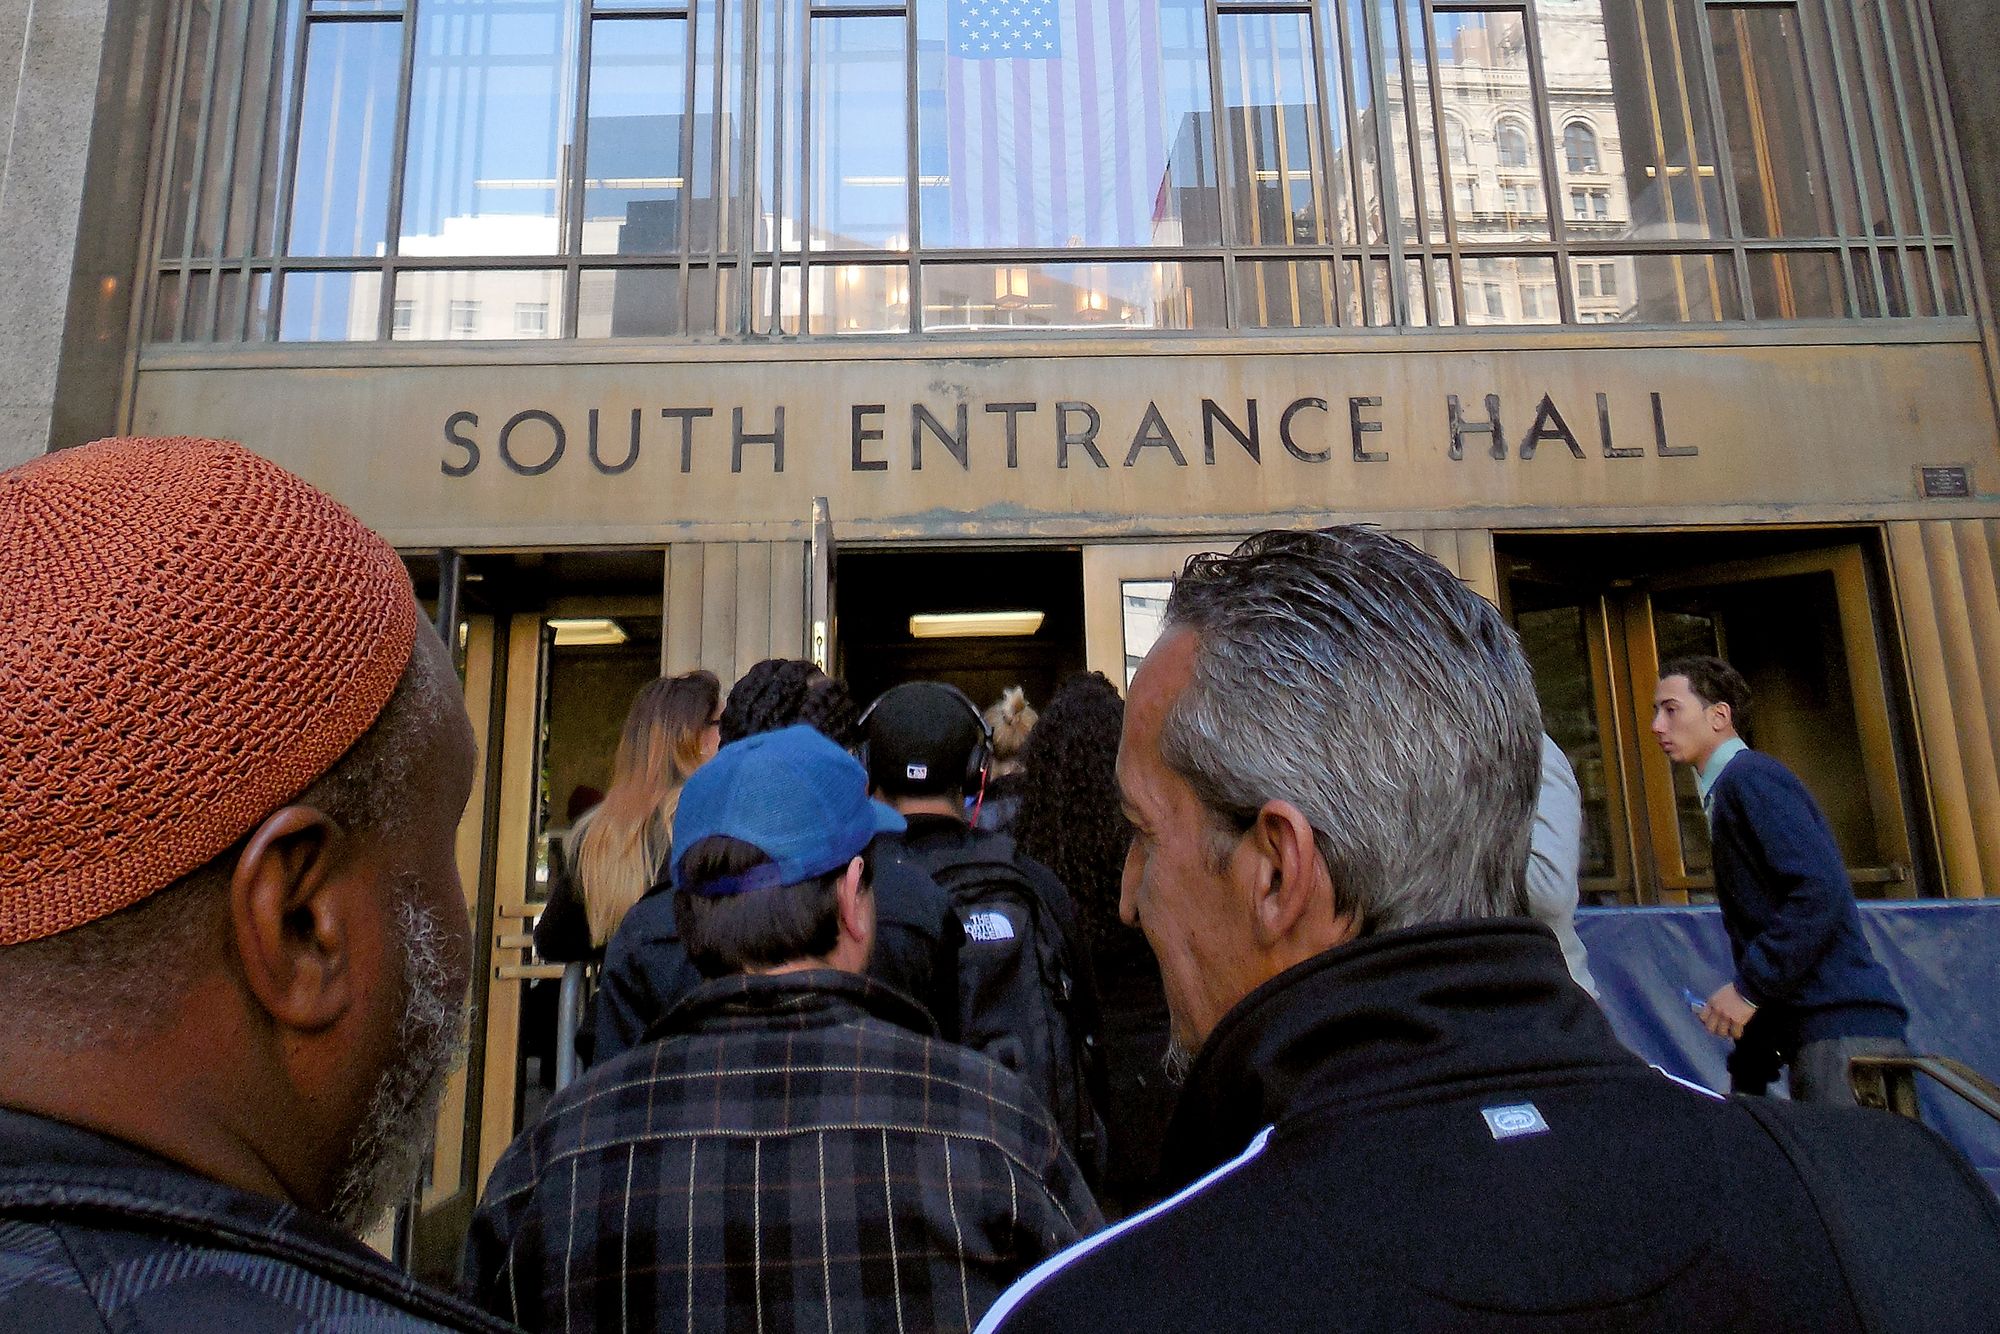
<box><xmin>1481</xmin><ymin>1103</ymin><xmax>1550</xmax><ymax>1141</ymax></box>
<box><xmin>1920</xmin><ymin>465</ymin><xmax>1971</xmax><ymax>499</ymax></box>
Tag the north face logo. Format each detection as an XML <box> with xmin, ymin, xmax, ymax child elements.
<box><xmin>964</xmin><ymin>910</ymin><xmax>1015</xmax><ymax>942</ymax></box>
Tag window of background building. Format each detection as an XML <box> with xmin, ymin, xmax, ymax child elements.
<box><xmin>516</xmin><ymin>302</ymin><xmax>550</xmax><ymax>337</ymax></box>
<box><xmin>448</xmin><ymin>300</ymin><xmax>480</xmax><ymax>335</ymax></box>
<box><xmin>1565</xmin><ymin>122</ymin><xmax>1599</xmax><ymax>173</ymax></box>
<box><xmin>145</xmin><ymin>0</ymin><xmax>1972</xmax><ymax>342</ymax></box>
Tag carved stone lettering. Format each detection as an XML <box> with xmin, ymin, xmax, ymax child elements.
<box><xmin>498</xmin><ymin>409</ymin><xmax>565</xmax><ymax>476</ymax></box>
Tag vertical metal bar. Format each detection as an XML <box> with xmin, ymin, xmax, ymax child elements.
<box><xmin>1898</xmin><ymin>0</ymin><xmax>1953</xmax><ymax>309</ymax></box>
<box><xmin>678</xmin><ymin>4</ymin><xmax>702</xmax><ymax>332</ymax></box>
<box><xmin>767</xmin><ymin>0</ymin><xmax>790</xmax><ymax>333</ymax></box>
<box><xmin>270</xmin><ymin>1</ymin><xmax>321</xmax><ymax>336</ymax></box>
<box><xmin>1361</xmin><ymin>0</ymin><xmax>1404</xmax><ymax>324</ymax></box>
<box><xmin>1206</xmin><ymin>0</ymin><xmax>1239</xmax><ymax>328</ymax></box>
<box><xmin>1870</xmin><ymin>0</ymin><xmax>1939</xmax><ymax>310</ymax></box>
<box><xmin>1904</xmin><ymin>0</ymin><xmax>1968</xmax><ymax>316</ymax></box>
<box><xmin>711</xmin><ymin>0</ymin><xmax>732</xmax><ymax>290</ymax></box>
<box><xmin>903</xmin><ymin>0</ymin><xmax>920</xmax><ymax>332</ymax></box>
<box><xmin>554</xmin><ymin>962</ymin><xmax>586</xmax><ymax>1090</ymax></box>
<box><xmin>1689</xmin><ymin>4</ymin><xmax>1756</xmax><ymax>318</ymax></box>
<box><xmin>133</xmin><ymin>0</ymin><xmax>191</xmax><ymax>349</ymax></box>
<box><xmin>376</xmin><ymin>0</ymin><xmax>421</xmax><ymax>339</ymax></box>
<box><xmin>1629</xmin><ymin>0</ymin><xmax>1692</xmax><ymax>317</ymax></box>
<box><xmin>799</xmin><ymin>8</ymin><xmax>815</xmax><ymax>335</ymax></box>
<box><xmin>1910</xmin><ymin>0</ymin><xmax>2000</xmax><ymax>412</ymax></box>
<box><xmin>1808</xmin><ymin>0</ymin><xmax>1889</xmax><ymax>316</ymax></box>
<box><xmin>154</xmin><ymin>0</ymin><xmax>197</xmax><ymax>261</ymax></box>
<box><xmin>202</xmin><ymin>0</ymin><xmax>256</xmax><ymax>339</ymax></box>
<box><xmin>566</xmin><ymin>9</ymin><xmax>596</xmax><ymax>337</ymax></box>
<box><xmin>234</xmin><ymin>0</ymin><xmax>292</xmax><ymax>338</ymax></box>
<box><xmin>1416</xmin><ymin>0</ymin><xmax>1448</xmax><ymax>252</ymax></box>
<box><xmin>180</xmin><ymin>0</ymin><xmax>229</xmax><ymax>267</ymax></box>
<box><xmin>1417</xmin><ymin>0</ymin><xmax>1459</xmax><ymax>323</ymax></box>
<box><xmin>1784</xmin><ymin>3</ymin><xmax>1856</xmax><ymax>310</ymax></box>
<box><xmin>243</xmin><ymin>0</ymin><xmax>288</xmax><ymax>259</ymax></box>
<box><xmin>1332</xmin><ymin>0</ymin><xmax>1370</xmax><ymax>320</ymax></box>
<box><xmin>1840</xmin><ymin>0</ymin><xmax>1914</xmax><ymax>309</ymax></box>
<box><xmin>1391</xmin><ymin>0</ymin><xmax>1435</xmax><ymax>321</ymax></box>
<box><xmin>737</xmin><ymin>0</ymin><xmax>761</xmax><ymax>333</ymax></box>
<box><xmin>435</xmin><ymin>548</ymin><xmax>465</xmax><ymax>644</ymax></box>
<box><xmin>809</xmin><ymin>497</ymin><xmax>833</xmax><ymax>671</ymax></box>
<box><xmin>1314</xmin><ymin>0</ymin><xmax>1356</xmax><ymax>320</ymax></box>
<box><xmin>1520</xmin><ymin>1</ymin><xmax>1571</xmax><ymax>324</ymax></box>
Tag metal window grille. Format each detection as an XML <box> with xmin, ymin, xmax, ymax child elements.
<box><xmin>142</xmin><ymin>0</ymin><xmax>1977</xmax><ymax>341</ymax></box>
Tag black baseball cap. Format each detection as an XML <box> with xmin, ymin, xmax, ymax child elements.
<box><xmin>864</xmin><ymin>682</ymin><xmax>985</xmax><ymax>797</ymax></box>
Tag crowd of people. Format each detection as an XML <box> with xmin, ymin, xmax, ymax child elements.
<box><xmin>3</xmin><ymin>435</ymin><xmax>1998</xmax><ymax>1333</ymax></box>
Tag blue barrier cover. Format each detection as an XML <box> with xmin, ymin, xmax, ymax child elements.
<box><xmin>1576</xmin><ymin>900</ymin><xmax>2000</xmax><ymax>1194</ymax></box>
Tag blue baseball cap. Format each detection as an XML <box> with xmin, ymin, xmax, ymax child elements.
<box><xmin>670</xmin><ymin>724</ymin><xmax>906</xmax><ymax>896</ymax></box>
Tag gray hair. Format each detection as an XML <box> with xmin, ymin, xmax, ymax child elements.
<box><xmin>1159</xmin><ymin>527</ymin><xmax>1539</xmax><ymax>933</ymax></box>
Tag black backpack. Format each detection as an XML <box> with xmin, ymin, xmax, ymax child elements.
<box><xmin>914</xmin><ymin>838</ymin><xmax>1105</xmax><ymax>1178</ymax></box>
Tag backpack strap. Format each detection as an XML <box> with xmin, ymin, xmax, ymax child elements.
<box><xmin>1731</xmin><ymin>1097</ymin><xmax>2000</xmax><ymax>1333</ymax></box>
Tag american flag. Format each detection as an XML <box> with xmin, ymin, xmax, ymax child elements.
<box><xmin>939</xmin><ymin>0</ymin><xmax>1178</xmax><ymax>248</ymax></box>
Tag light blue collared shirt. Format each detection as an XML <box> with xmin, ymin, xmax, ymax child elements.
<box><xmin>1694</xmin><ymin>736</ymin><xmax>1749</xmax><ymax>820</ymax></box>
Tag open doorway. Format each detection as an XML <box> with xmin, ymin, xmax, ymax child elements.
<box><xmin>835</xmin><ymin>548</ymin><xmax>1087</xmax><ymax>716</ymax></box>
<box><xmin>1497</xmin><ymin>528</ymin><xmax>1931</xmax><ymax>906</ymax></box>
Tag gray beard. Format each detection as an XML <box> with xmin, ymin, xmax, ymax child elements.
<box><xmin>327</xmin><ymin>890</ymin><xmax>468</xmax><ymax>1235</ymax></box>
<box><xmin>1162</xmin><ymin>1037</ymin><xmax>1195</xmax><ymax>1086</ymax></box>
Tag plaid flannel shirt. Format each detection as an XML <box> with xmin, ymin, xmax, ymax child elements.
<box><xmin>463</xmin><ymin>969</ymin><xmax>1101</xmax><ymax>1333</ymax></box>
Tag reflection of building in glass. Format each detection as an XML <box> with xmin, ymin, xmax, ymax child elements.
<box><xmin>1373</xmin><ymin>4</ymin><xmax>1635</xmax><ymax>324</ymax></box>
<box><xmin>145</xmin><ymin>0</ymin><xmax>1971</xmax><ymax>341</ymax></box>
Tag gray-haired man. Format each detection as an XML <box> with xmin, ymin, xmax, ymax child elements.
<box><xmin>979</xmin><ymin>527</ymin><xmax>2000</xmax><ymax>1333</ymax></box>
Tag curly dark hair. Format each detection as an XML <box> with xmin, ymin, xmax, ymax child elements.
<box><xmin>720</xmin><ymin>658</ymin><xmax>861</xmax><ymax>746</ymax></box>
<box><xmin>1013</xmin><ymin>672</ymin><xmax>1133</xmax><ymax>952</ymax></box>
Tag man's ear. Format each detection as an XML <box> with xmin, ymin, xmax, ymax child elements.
<box><xmin>835</xmin><ymin>856</ymin><xmax>872</xmax><ymax>949</ymax></box>
<box><xmin>229</xmin><ymin>806</ymin><xmax>360</xmax><ymax>1033</ymax></box>
<box><xmin>1245</xmin><ymin>800</ymin><xmax>1348</xmax><ymax>951</ymax></box>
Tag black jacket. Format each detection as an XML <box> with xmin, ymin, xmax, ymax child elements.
<box><xmin>982</xmin><ymin>920</ymin><xmax>2000</xmax><ymax>1333</ymax></box>
<box><xmin>0</xmin><ymin>1106</ymin><xmax>509</xmax><ymax>1332</ymax></box>
<box><xmin>591</xmin><ymin>835</ymin><xmax>962</xmax><ymax>1063</ymax></box>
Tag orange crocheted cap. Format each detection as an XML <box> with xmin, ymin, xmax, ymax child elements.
<box><xmin>0</xmin><ymin>437</ymin><xmax>418</xmax><ymax>944</ymax></box>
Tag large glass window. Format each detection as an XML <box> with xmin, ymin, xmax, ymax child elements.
<box><xmin>147</xmin><ymin>0</ymin><xmax>1975</xmax><ymax>341</ymax></box>
<box><xmin>582</xmin><ymin>17</ymin><xmax>692</xmax><ymax>256</ymax></box>
<box><xmin>399</xmin><ymin>0</ymin><xmax>579</xmax><ymax>257</ymax></box>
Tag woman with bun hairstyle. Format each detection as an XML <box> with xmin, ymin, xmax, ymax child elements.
<box><xmin>975</xmin><ymin>685</ymin><xmax>1037</xmax><ymax>833</ymax></box>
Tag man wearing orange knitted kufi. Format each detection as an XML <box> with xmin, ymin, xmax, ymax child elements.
<box><xmin>0</xmin><ymin>438</ymin><xmax>508</xmax><ymax>1331</ymax></box>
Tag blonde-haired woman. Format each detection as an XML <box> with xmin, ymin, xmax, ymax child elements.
<box><xmin>534</xmin><ymin>671</ymin><xmax>722</xmax><ymax>963</ymax></box>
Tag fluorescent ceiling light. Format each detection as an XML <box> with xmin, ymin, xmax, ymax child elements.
<box><xmin>908</xmin><ymin>610</ymin><xmax>1045</xmax><ymax>639</ymax></box>
<box><xmin>549</xmin><ymin>617</ymin><xmax>629</xmax><ymax>647</ymax></box>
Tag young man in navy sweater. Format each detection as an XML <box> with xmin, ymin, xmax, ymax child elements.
<box><xmin>1652</xmin><ymin>655</ymin><xmax>1910</xmax><ymax>1103</ymax></box>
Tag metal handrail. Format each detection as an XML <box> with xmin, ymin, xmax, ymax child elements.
<box><xmin>555</xmin><ymin>961</ymin><xmax>589</xmax><ymax>1092</ymax></box>
<box><xmin>1849</xmin><ymin>1054</ymin><xmax>2000</xmax><ymax>1126</ymax></box>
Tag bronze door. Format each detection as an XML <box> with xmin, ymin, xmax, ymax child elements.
<box><xmin>1509</xmin><ymin>542</ymin><xmax>1914</xmax><ymax>904</ymax></box>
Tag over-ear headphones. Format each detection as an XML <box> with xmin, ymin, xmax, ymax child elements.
<box><xmin>856</xmin><ymin>682</ymin><xmax>994</xmax><ymax>796</ymax></box>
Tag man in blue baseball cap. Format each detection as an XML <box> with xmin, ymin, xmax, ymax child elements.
<box><xmin>463</xmin><ymin>725</ymin><xmax>1100</xmax><ymax>1333</ymax></box>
